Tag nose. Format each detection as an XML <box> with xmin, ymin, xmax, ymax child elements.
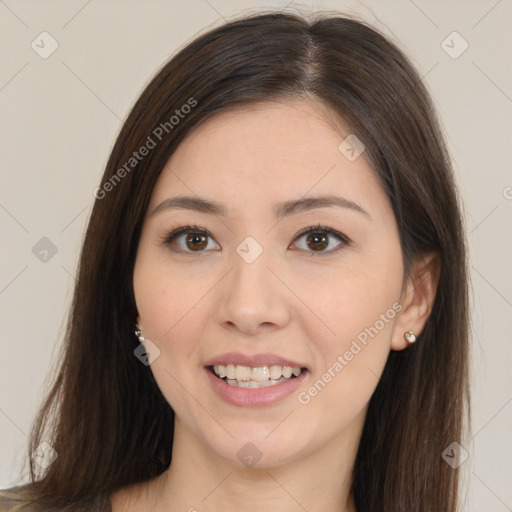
<box><xmin>215</xmin><ymin>242</ymin><xmax>291</xmax><ymax>335</ymax></box>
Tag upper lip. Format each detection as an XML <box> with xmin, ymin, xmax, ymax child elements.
<box><xmin>204</xmin><ymin>352</ymin><xmax>308</xmax><ymax>370</ymax></box>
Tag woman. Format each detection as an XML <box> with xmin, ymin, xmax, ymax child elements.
<box><xmin>0</xmin><ymin>10</ymin><xmax>469</xmax><ymax>512</ymax></box>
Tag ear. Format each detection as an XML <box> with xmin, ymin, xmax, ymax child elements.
<box><xmin>391</xmin><ymin>252</ymin><xmax>440</xmax><ymax>351</ymax></box>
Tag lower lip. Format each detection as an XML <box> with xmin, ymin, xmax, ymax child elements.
<box><xmin>205</xmin><ymin>368</ymin><xmax>308</xmax><ymax>407</ymax></box>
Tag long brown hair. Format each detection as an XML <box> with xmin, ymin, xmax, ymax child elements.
<box><xmin>8</xmin><ymin>10</ymin><xmax>469</xmax><ymax>511</ymax></box>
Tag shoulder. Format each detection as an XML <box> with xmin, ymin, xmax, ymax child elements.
<box><xmin>0</xmin><ymin>486</ymin><xmax>111</xmax><ymax>512</ymax></box>
<box><xmin>0</xmin><ymin>486</ymin><xmax>36</xmax><ymax>511</ymax></box>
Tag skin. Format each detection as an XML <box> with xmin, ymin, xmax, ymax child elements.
<box><xmin>111</xmin><ymin>98</ymin><xmax>439</xmax><ymax>512</ymax></box>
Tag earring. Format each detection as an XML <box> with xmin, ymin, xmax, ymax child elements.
<box><xmin>135</xmin><ymin>325</ymin><xmax>145</xmax><ymax>343</ymax></box>
<box><xmin>404</xmin><ymin>330</ymin><xmax>417</xmax><ymax>344</ymax></box>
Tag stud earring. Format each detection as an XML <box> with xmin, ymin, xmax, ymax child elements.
<box><xmin>135</xmin><ymin>325</ymin><xmax>145</xmax><ymax>343</ymax></box>
<box><xmin>404</xmin><ymin>330</ymin><xmax>417</xmax><ymax>344</ymax></box>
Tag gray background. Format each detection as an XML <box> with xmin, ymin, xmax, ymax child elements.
<box><xmin>1</xmin><ymin>1</ymin><xmax>511</xmax><ymax>510</ymax></box>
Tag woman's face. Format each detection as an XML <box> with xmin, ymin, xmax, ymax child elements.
<box><xmin>133</xmin><ymin>99</ymin><xmax>406</xmax><ymax>468</ymax></box>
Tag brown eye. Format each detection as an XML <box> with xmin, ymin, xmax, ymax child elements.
<box><xmin>292</xmin><ymin>225</ymin><xmax>349</xmax><ymax>255</ymax></box>
<box><xmin>184</xmin><ymin>232</ymin><xmax>208</xmax><ymax>251</ymax></box>
<box><xmin>162</xmin><ymin>224</ymin><xmax>349</xmax><ymax>256</ymax></box>
<box><xmin>163</xmin><ymin>225</ymin><xmax>219</xmax><ymax>254</ymax></box>
<box><xmin>305</xmin><ymin>231</ymin><xmax>329</xmax><ymax>251</ymax></box>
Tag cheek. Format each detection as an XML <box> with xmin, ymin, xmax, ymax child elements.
<box><xmin>296</xmin><ymin>301</ymin><xmax>399</xmax><ymax>439</ymax></box>
<box><xmin>133</xmin><ymin>248</ymin><xmax>218</xmax><ymax>384</ymax></box>
<box><xmin>133</xmin><ymin>244</ymin><xmax>207</xmax><ymax>341</ymax></box>
<box><xmin>304</xmin><ymin>246</ymin><xmax>403</xmax><ymax>344</ymax></box>
<box><xmin>300</xmin><ymin>248</ymin><xmax>403</xmax><ymax>405</ymax></box>
<box><xmin>133</xmin><ymin>254</ymin><xmax>207</xmax><ymax>414</ymax></box>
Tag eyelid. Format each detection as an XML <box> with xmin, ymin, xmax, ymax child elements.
<box><xmin>292</xmin><ymin>224</ymin><xmax>350</xmax><ymax>249</ymax></box>
<box><xmin>160</xmin><ymin>223</ymin><xmax>350</xmax><ymax>255</ymax></box>
<box><xmin>159</xmin><ymin>224</ymin><xmax>214</xmax><ymax>254</ymax></box>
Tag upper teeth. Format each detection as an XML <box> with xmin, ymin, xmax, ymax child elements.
<box><xmin>213</xmin><ymin>364</ymin><xmax>301</xmax><ymax>381</ymax></box>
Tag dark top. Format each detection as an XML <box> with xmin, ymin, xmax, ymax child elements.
<box><xmin>0</xmin><ymin>487</ymin><xmax>112</xmax><ymax>512</ymax></box>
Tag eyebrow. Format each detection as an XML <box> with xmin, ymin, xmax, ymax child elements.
<box><xmin>151</xmin><ymin>194</ymin><xmax>369</xmax><ymax>220</ymax></box>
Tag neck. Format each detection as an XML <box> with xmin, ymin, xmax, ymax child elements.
<box><xmin>148</xmin><ymin>413</ymin><xmax>363</xmax><ymax>512</ymax></box>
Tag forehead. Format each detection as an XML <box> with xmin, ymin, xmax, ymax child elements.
<box><xmin>149</xmin><ymin>99</ymin><xmax>389</xmax><ymax>219</ymax></box>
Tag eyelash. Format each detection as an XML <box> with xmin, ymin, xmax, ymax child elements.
<box><xmin>160</xmin><ymin>223</ymin><xmax>350</xmax><ymax>257</ymax></box>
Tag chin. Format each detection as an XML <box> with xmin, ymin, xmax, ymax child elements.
<box><xmin>198</xmin><ymin>423</ymin><xmax>317</xmax><ymax>470</ymax></box>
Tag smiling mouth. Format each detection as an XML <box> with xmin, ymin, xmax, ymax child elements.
<box><xmin>208</xmin><ymin>364</ymin><xmax>307</xmax><ymax>389</ymax></box>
